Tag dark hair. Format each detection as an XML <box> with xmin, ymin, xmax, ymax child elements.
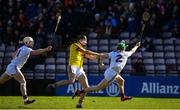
<box><xmin>77</xmin><ymin>35</ymin><xmax>87</xmax><ymax>41</ymax></box>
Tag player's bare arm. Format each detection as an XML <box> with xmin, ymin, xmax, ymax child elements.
<box><xmin>75</xmin><ymin>43</ymin><xmax>99</xmax><ymax>57</ymax></box>
<box><xmin>98</xmin><ymin>53</ymin><xmax>109</xmax><ymax>67</ymax></box>
<box><xmin>84</xmin><ymin>54</ymin><xmax>97</xmax><ymax>60</ymax></box>
<box><xmin>99</xmin><ymin>53</ymin><xmax>109</xmax><ymax>59</ymax></box>
<box><xmin>30</xmin><ymin>46</ymin><xmax>52</xmax><ymax>56</ymax></box>
<box><xmin>129</xmin><ymin>42</ymin><xmax>141</xmax><ymax>56</ymax></box>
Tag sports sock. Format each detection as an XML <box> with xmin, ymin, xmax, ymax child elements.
<box><xmin>80</xmin><ymin>90</ymin><xmax>85</xmax><ymax>93</ymax></box>
<box><xmin>77</xmin><ymin>103</ymin><xmax>81</xmax><ymax>106</ymax></box>
<box><xmin>121</xmin><ymin>93</ymin><xmax>125</xmax><ymax>98</ymax></box>
<box><xmin>23</xmin><ymin>95</ymin><xmax>28</xmax><ymax>102</ymax></box>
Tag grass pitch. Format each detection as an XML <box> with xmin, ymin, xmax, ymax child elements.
<box><xmin>0</xmin><ymin>96</ymin><xmax>180</xmax><ymax>109</ymax></box>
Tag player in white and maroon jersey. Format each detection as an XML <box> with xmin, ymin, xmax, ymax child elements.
<box><xmin>0</xmin><ymin>37</ymin><xmax>52</xmax><ymax>105</ymax></box>
<box><xmin>73</xmin><ymin>41</ymin><xmax>140</xmax><ymax>101</ymax></box>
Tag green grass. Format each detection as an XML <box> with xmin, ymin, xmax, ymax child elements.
<box><xmin>0</xmin><ymin>96</ymin><xmax>180</xmax><ymax>109</ymax></box>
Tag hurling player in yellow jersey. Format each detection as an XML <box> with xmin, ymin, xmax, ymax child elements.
<box><xmin>48</xmin><ymin>35</ymin><xmax>99</xmax><ymax>108</ymax></box>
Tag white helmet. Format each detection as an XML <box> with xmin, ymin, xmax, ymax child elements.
<box><xmin>23</xmin><ymin>37</ymin><xmax>33</xmax><ymax>45</ymax></box>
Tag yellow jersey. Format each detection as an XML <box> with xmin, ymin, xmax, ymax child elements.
<box><xmin>68</xmin><ymin>43</ymin><xmax>84</xmax><ymax>68</ymax></box>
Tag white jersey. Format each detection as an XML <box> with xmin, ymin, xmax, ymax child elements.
<box><xmin>108</xmin><ymin>51</ymin><xmax>132</xmax><ymax>73</ymax></box>
<box><xmin>10</xmin><ymin>45</ymin><xmax>32</xmax><ymax>69</ymax></box>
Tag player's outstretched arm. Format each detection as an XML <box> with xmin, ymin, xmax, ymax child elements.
<box><xmin>129</xmin><ymin>42</ymin><xmax>141</xmax><ymax>56</ymax></box>
<box><xmin>99</xmin><ymin>53</ymin><xmax>108</xmax><ymax>67</ymax></box>
<box><xmin>30</xmin><ymin>46</ymin><xmax>52</xmax><ymax>56</ymax></box>
<box><xmin>75</xmin><ymin>43</ymin><xmax>99</xmax><ymax>56</ymax></box>
<box><xmin>84</xmin><ymin>54</ymin><xmax>97</xmax><ymax>60</ymax></box>
<box><xmin>99</xmin><ymin>53</ymin><xmax>108</xmax><ymax>59</ymax></box>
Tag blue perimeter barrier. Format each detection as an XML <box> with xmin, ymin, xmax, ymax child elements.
<box><xmin>56</xmin><ymin>75</ymin><xmax>180</xmax><ymax>97</ymax></box>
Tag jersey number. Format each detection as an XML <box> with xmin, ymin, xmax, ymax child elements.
<box><xmin>116</xmin><ymin>55</ymin><xmax>122</xmax><ymax>62</ymax></box>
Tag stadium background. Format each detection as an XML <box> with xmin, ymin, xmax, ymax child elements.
<box><xmin>0</xmin><ymin>0</ymin><xmax>180</xmax><ymax>98</ymax></box>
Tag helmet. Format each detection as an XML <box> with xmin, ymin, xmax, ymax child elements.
<box><xmin>23</xmin><ymin>37</ymin><xmax>33</xmax><ymax>45</ymax></box>
<box><xmin>117</xmin><ymin>40</ymin><xmax>128</xmax><ymax>50</ymax></box>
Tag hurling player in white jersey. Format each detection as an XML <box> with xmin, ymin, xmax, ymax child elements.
<box><xmin>0</xmin><ymin>37</ymin><xmax>52</xmax><ymax>105</ymax></box>
<box><xmin>73</xmin><ymin>41</ymin><xmax>140</xmax><ymax>101</ymax></box>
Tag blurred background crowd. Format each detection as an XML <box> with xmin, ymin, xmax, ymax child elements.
<box><xmin>0</xmin><ymin>0</ymin><xmax>180</xmax><ymax>76</ymax></box>
<box><xmin>0</xmin><ymin>0</ymin><xmax>179</xmax><ymax>47</ymax></box>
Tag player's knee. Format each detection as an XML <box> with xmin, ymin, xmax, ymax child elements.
<box><xmin>120</xmin><ymin>80</ymin><xmax>124</xmax><ymax>86</ymax></box>
<box><xmin>122</xmin><ymin>78</ymin><xmax>125</xmax><ymax>83</ymax></box>
<box><xmin>84</xmin><ymin>85</ymin><xmax>90</xmax><ymax>89</ymax></box>
<box><xmin>20</xmin><ymin>82</ymin><xmax>26</xmax><ymax>87</ymax></box>
<box><xmin>119</xmin><ymin>78</ymin><xmax>125</xmax><ymax>84</ymax></box>
<box><xmin>120</xmin><ymin>78</ymin><xmax>125</xmax><ymax>82</ymax></box>
<box><xmin>20</xmin><ymin>80</ymin><xmax>26</xmax><ymax>86</ymax></box>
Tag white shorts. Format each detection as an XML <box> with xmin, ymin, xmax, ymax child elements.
<box><xmin>104</xmin><ymin>68</ymin><xmax>118</xmax><ymax>82</ymax></box>
<box><xmin>5</xmin><ymin>64</ymin><xmax>19</xmax><ymax>77</ymax></box>
<box><xmin>68</xmin><ymin>66</ymin><xmax>85</xmax><ymax>78</ymax></box>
